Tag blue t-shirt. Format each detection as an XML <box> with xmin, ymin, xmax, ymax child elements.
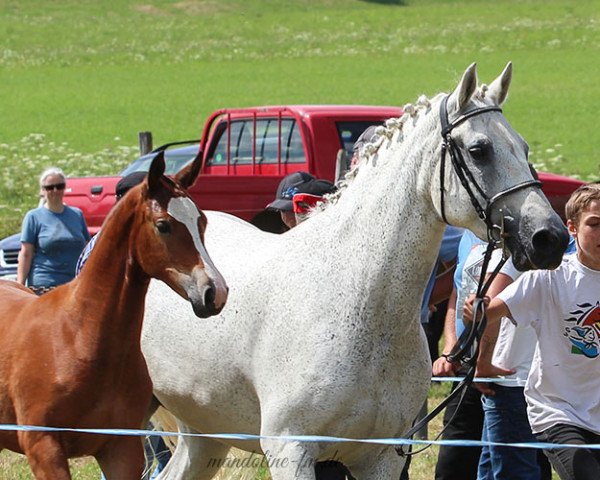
<box><xmin>21</xmin><ymin>205</ymin><xmax>90</xmax><ymax>287</ymax></box>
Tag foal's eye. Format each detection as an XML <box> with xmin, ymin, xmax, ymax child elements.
<box><xmin>156</xmin><ymin>220</ymin><xmax>171</xmax><ymax>234</ymax></box>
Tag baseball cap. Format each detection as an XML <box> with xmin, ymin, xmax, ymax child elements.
<box><xmin>267</xmin><ymin>171</ymin><xmax>314</xmax><ymax>211</ymax></box>
<box><xmin>116</xmin><ymin>171</ymin><xmax>147</xmax><ymax>200</ymax></box>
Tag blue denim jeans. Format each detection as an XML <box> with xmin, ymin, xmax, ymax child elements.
<box><xmin>146</xmin><ymin>434</ymin><xmax>172</xmax><ymax>480</ymax></box>
<box><xmin>477</xmin><ymin>385</ymin><xmax>540</xmax><ymax>480</ymax></box>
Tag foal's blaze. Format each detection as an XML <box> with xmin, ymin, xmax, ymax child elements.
<box><xmin>164</xmin><ymin>195</ymin><xmax>228</xmax><ymax>317</ymax></box>
<box><xmin>143</xmin><ymin>152</ymin><xmax>228</xmax><ymax>317</ymax></box>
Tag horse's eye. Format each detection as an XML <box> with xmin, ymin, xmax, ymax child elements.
<box><xmin>156</xmin><ymin>220</ymin><xmax>171</xmax><ymax>234</ymax></box>
<box><xmin>468</xmin><ymin>145</ymin><xmax>487</xmax><ymax>160</ymax></box>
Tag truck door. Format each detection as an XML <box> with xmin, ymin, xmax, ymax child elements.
<box><xmin>190</xmin><ymin>113</ymin><xmax>309</xmax><ymax>231</ymax></box>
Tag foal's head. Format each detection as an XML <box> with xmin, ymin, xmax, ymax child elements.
<box><xmin>126</xmin><ymin>152</ymin><xmax>228</xmax><ymax>318</ymax></box>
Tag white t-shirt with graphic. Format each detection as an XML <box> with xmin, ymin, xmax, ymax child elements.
<box><xmin>498</xmin><ymin>254</ymin><xmax>600</xmax><ymax>434</ymax></box>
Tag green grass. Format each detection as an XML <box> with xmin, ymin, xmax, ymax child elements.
<box><xmin>0</xmin><ymin>0</ymin><xmax>595</xmax><ymax>476</ymax></box>
<box><xmin>1</xmin><ymin>0</ymin><xmax>599</xmax><ymax>238</ymax></box>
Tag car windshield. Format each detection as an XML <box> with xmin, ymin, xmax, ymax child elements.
<box><xmin>119</xmin><ymin>149</ymin><xmax>198</xmax><ymax>176</ymax></box>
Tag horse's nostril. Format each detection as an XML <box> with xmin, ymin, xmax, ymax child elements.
<box><xmin>532</xmin><ymin>229</ymin><xmax>557</xmax><ymax>252</ymax></box>
<box><xmin>204</xmin><ymin>286</ymin><xmax>216</xmax><ymax>307</ymax></box>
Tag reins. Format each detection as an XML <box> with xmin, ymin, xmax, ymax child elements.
<box><xmin>397</xmin><ymin>95</ymin><xmax>542</xmax><ymax>458</ymax></box>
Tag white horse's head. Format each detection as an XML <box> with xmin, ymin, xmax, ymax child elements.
<box><xmin>430</xmin><ymin>62</ymin><xmax>569</xmax><ymax>270</ymax></box>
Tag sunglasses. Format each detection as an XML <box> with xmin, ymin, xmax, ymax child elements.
<box><xmin>42</xmin><ymin>183</ymin><xmax>66</xmax><ymax>191</ymax></box>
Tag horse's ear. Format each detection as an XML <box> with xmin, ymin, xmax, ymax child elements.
<box><xmin>175</xmin><ymin>148</ymin><xmax>202</xmax><ymax>189</ymax></box>
<box><xmin>451</xmin><ymin>63</ymin><xmax>478</xmax><ymax>111</ymax></box>
<box><xmin>487</xmin><ymin>62</ymin><xmax>512</xmax><ymax>106</ymax></box>
<box><xmin>147</xmin><ymin>151</ymin><xmax>166</xmax><ymax>195</ymax></box>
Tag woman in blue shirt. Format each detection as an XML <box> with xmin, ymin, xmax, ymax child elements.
<box><xmin>17</xmin><ymin>167</ymin><xmax>89</xmax><ymax>293</ymax></box>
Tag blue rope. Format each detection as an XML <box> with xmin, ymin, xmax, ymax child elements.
<box><xmin>2</xmin><ymin>424</ymin><xmax>599</xmax><ymax>451</ymax></box>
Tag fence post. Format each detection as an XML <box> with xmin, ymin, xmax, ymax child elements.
<box><xmin>138</xmin><ymin>131</ymin><xmax>153</xmax><ymax>155</ymax></box>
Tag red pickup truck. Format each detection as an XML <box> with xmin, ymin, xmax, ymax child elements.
<box><xmin>0</xmin><ymin>105</ymin><xmax>587</xmax><ymax>279</ymax></box>
<box><xmin>63</xmin><ymin>104</ymin><xmax>582</xmax><ymax>235</ymax></box>
<box><xmin>64</xmin><ymin>105</ymin><xmax>404</xmax><ymax>234</ymax></box>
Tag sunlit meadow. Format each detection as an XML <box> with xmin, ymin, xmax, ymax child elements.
<box><xmin>0</xmin><ymin>0</ymin><xmax>599</xmax><ymax>478</ymax></box>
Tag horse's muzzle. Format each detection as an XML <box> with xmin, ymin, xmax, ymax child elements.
<box><xmin>509</xmin><ymin>223</ymin><xmax>570</xmax><ymax>271</ymax></box>
<box><xmin>185</xmin><ymin>265</ymin><xmax>228</xmax><ymax>318</ymax></box>
<box><xmin>191</xmin><ymin>280</ymin><xmax>228</xmax><ymax>318</ymax></box>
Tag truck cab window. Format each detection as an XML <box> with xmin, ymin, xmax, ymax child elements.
<box><xmin>337</xmin><ymin>121</ymin><xmax>383</xmax><ymax>157</ymax></box>
<box><xmin>207</xmin><ymin>118</ymin><xmax>306</xmax><ymax>166</ymax></box>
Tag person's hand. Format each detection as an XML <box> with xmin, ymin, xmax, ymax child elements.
<box><xmin>432</xmin><ymin>355</ymin><xmax>459</xmax><ymax>377</ymax></box>
<box><xmin>463</xmin><ymin>294</ymin><xmax>489</xmax><ymax>323</ymax></box>
<box><xmin>474</xmin><ymin>362</ymin><xmax>516</xmax><ymax>395</ymax></box>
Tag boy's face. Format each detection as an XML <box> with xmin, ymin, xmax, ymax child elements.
<box><xmin>568</xmin><ymin>199</ymin><xmax>600</xmax><ymax>270</ymax></box>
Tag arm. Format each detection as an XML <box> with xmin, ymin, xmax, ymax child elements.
<box><xmin>463</xmin><ymin>294</ymin><xmax>510</xmax><ymax>326</ymax></box>
<box><xmin>432</xmin><ymin>287</ymin><xmax>459</xmax><ymax>376</ymax></box>
<box><xmin>428</xmin><ymin>261</ymin><xmax>456</xmax><ymax>309</ymax></box>
<box><xmin>80</xmin><ymin>210</ymin><xmax>91</xmax><ymax>241</ymax></box>
<box><xmin>17</xmin><ymin>242</ymin><xmax>34</xmax><ymax>285</ymax></box>
<box><xmin>473</xmin><ymin>273</ymin><xmax>516</xmax><ymax>394</ymax></box>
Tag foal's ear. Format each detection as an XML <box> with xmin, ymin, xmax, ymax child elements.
<box><xmin>451</xmin><ymin>63</ymin><xmax>478</xmax><ymax>112</ymax></box>
<box><xmin>147</xmin><ymin>151</ymin><xmax>166</xmax><ymax>196</ymax></box>
<box><xmin>176</xmin><ymin>148</ymin><xmax>203</xmax><ymax>189</ymax></box>
<box><xmin>487</xmin><ymin>62</ymin><xmax>512</xmax><ymax>106</ymax></box>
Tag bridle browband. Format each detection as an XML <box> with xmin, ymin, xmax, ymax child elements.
<box><xmin>397</xmin><ymin>94</ymin><xmax>543</xmax><ymax>458</ymax></box>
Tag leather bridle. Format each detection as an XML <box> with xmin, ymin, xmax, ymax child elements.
<box><xmin>438</xmin><ymin>94</ymin><xmax>542</xmax><ymax>243</ymax></box>
<box><xmin>397</xmin><ymin>95</ymin><xmax>543</xmax><ymax>458</ymax></box>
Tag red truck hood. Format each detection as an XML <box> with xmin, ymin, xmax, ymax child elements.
<box><xmin>64</xmin><ymin>176</ymin><xmax>121</xmax><ymax>235</ymax></box>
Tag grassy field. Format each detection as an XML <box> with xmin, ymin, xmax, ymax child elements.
<box><xmin>1</xmin><ymin>0</ymin><xmax>600</xmax><ymax>236</ymax></box>
<box><xmin>0</xmin><ymin>0</ymin><xmax>595</xmax><ymax>477</ymax></box>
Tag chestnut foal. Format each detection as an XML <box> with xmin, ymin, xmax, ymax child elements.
<box><xmin>0</xmin><ymin>152</ymin><xmax>227</xmax><ymax>479</ymax></box>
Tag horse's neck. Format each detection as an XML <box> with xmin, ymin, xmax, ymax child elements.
<box><xmin>292</xmin><ymin>113</ymin><xmax>446</xmax><ymax>324</ymax></box>
<box><xmin>74</xmin><ymin>203</ymin><xmax>148</xmax><ymax>345</ymax></box>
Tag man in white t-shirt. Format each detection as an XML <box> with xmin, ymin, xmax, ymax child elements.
<box><xmin>465</xmin><ymin>183</ymin><xmax>600</xmax><ymax>480</ymax></box>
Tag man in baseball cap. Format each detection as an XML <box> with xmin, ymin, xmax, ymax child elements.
<box><xmin>267</xmin><ymin>171</ymin><xmax>336</xmax><ymax>229</ymax></box>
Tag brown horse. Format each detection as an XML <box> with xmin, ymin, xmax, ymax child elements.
<box><xmin>0</xmin><ymin>152</ymin><xmax>228</xmax><ymax>479</ymax></box>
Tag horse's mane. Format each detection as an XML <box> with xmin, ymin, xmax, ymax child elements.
<box><xmin>315</xmin><ymin>93</ymin><xmax>439</xmax><ymax>213</ymax></box>
<box><xmin>316</xmin><ymin>85</ymin><xmax>492</xmax><ymax>214</ymax></box>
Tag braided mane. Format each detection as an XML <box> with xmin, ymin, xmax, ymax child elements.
<box><xmin>318</xmin><ymin>84</ymin><xmax>492</xmax><ymax>212</ymax></box>
<box><xmin>319</xmin><ymin>93</ymin><xmax>438</xmax><ymax>210</ymax></box>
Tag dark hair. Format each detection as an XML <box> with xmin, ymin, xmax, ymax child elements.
<box><xmin>115</xmin><ymin>172</ymin><xmax>147</xmax><ymax>200</ymax></box>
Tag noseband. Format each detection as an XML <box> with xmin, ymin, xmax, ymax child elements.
<box><xmin>438</xmin><ymin>94</ymin><xmax>542</xmax><ymax>244</ymax></box>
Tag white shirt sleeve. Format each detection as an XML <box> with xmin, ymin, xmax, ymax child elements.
<box><xmin>497</xmin><ymin>269</ymin><xmax>547</xmax><ymax>328</ymax></box>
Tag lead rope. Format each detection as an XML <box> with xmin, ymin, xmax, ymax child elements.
<box><xmin>397</xmin><ymin>94</ymin><xmax>543</xmax><ymax>458</ymax></box>
<box><xmin>396</xmin><ymin>241</ymin><xmax>507</xmax><ymax>458</ymax></box>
